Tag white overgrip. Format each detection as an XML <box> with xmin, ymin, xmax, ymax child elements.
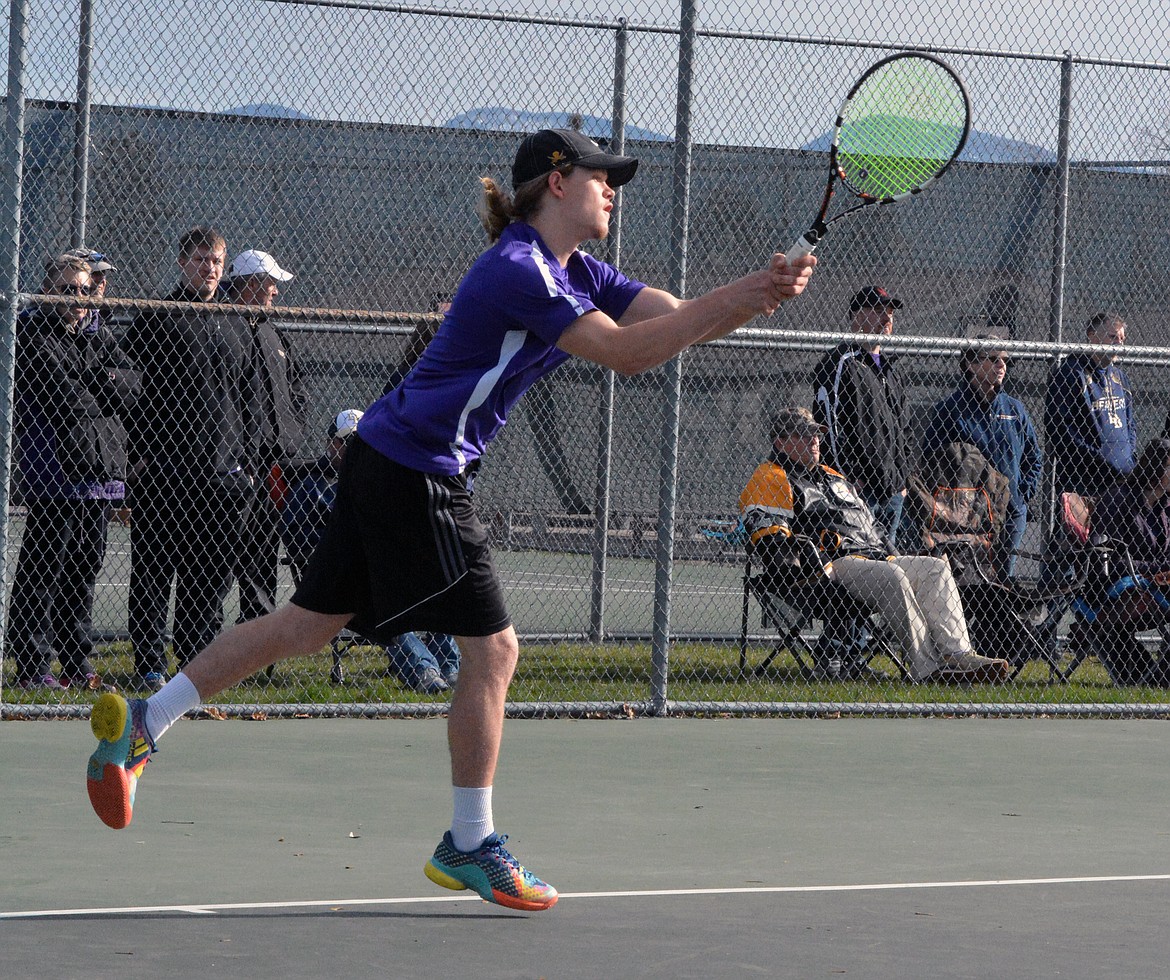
<box><xmin>784</xmin><ymin>232</ymin><xmax>820</xmax><ymax>262</ymax></box>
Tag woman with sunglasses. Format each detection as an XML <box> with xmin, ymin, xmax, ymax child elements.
<box><xmin>8</xmin><ymin>253</ymin><xmax>141</xmax><ymax>690</ymax></box>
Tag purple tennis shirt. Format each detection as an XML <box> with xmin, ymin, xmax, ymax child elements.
<box><xmin>359</xmin><ymin>222</ymin><xmax>645</xmax><ymax>475</ymax></box>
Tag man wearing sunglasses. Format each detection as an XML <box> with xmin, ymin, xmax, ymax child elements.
<box><xmin>922</xmin><ymin>334</ymin><xmax>1043</xmax><ymax>579</ymax></box>
<box><xmin>63</xmin><ymin>247</ymin><xmax>117</xmax><ymax>334</ymax></box>
<box><xmin>8</xmin><ymin>254</ymin><xmax>141</xmax><ymax>690</ymax></box>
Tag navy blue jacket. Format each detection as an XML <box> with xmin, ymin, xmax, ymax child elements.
<box><xmin>922</xmin><ymin>383</ymin><xmax>1042</xmax><ymax>513</ymax></box>
<box><xmin>1044</xmin><ymin>354</ymin><xmax>1136</xmax><ymax>498</ymax></box>
<box><xmin>280</xmin><ymin>455</ymin><xmax>336</xmax><ymax>575</ymax></box>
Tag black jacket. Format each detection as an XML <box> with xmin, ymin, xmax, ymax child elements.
<box><xmin>231</xmin><ymin>310</ymin><xmax>307</xmax><ymax>468</ymax></box>
<box><xmin>124</xmin><ymin>285</ymin><xmax>255</xmax><ymax>479</ymax></box>
<box><xmin>14</xmin><ymin>307</ymin><xmax>141</xmax><ymax>493</ymax></box>
<box><xmin>812</xmin><ymin>342</ymin><xmax>911</xmax><ymax>500</ymax></box>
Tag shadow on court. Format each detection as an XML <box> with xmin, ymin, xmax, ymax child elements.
<box><xmin>4</xmin><ymin>716</ymin><xmax>1169</xmax><ymax>978</ymax></box>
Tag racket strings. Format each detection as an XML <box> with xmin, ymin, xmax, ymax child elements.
<box><xmin>836</xmin><ymin>59</ymin><xmax>968</xmax><ymax>199</ymax></box>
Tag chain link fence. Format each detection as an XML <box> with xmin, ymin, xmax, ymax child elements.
<box><xmin>5</xmin><ymin>0</ymin><xmax>1170</xmax><ymax>717</ymax></box>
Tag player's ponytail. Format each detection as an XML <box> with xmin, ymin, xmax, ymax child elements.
<box><xmin>477</xmin><ymin>177</ymin><xmax>513</xmax><ymax>242</ymax></box>
<box><xmin>477</xmin><ymin>166</ymin><xmax>573</xmax><ymax>242</ymax></box>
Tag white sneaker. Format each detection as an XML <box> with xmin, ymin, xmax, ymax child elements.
<box><xmin>935</xmin><ymin>652</ymin><xmax>1011</xmax><ymax>684</ymax></box>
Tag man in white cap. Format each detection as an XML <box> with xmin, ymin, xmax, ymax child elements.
<box><xmin>222</xmin><ymin>249</ymin><xmax>308</xmax><ymax>624</ymax></box>
<box><xmin>223</xmin><ymin>249</ymin><xmax>294</xmax><ymax>308</ymax></box>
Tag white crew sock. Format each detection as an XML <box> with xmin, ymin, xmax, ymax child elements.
<box><xmin>450</xmin><ymin>785</ymin><xmax>495</xmax><ymax>852</ymax></box>
<box><xmin>143</xmin><ymin>672</ymin><xmax>201</xmax><ymax>743</ymax></box>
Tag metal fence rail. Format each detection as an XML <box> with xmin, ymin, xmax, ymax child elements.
<box><xmin>5</xmin><ymin>0</ymin><xmax>1170</xmax><ymax>717</ymax></box>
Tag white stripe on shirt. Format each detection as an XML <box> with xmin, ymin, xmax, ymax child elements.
<box><xmin>449</xmin><ymin>329</ymin><xmax>528</xmax><ymax>470</ymax></box>
<box><xmin>530</xmin><ymin>241</ymin><xmax>587</xmax><ymax>317</ymax></box>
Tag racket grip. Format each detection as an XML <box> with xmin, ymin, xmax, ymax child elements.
<box><xmin>785</xmin><ymin>231</ymin><xmax>821</xmax><ymax>262</ymax></box>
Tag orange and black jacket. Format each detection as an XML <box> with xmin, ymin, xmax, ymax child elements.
<box><xmin>739</xmin><ymin>450</ymin><xmax>891</xmax><ymax>576</ymax></box>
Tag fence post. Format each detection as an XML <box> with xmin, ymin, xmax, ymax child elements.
<box><xmin>650</xmin><ymin>0</ymin><xmax>698</xmax><ymax>715</ymax></box>
<box><xmin>1043</xmin><ymin>52</ymin><xmax>1074</xmax><ymax>534</ymax></box>
<box><xmin>71</xmin><ymin>0</ymin><xmax>95</xmax><ymax>248</ymax></box>
<box><xmin>1048</xmin><ymin>52</ymin><xmax>1074</xmax><ymax>346</ymax></box>
<box><xmin>0</xmin><ymin>0</ymin><xmax>30</xmax><ymax>680</ymax></box>
<box><xmin>589</xmin><ymin>18</ymin><xmax>629</xmax><ymax>642</ymax></box>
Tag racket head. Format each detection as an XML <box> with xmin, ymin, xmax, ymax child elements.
<box><xmin>831</xmin><ymin>52</ymin><xmax>971</xmax><ymax>202</ymax></box>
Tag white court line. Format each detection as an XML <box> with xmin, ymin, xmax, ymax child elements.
<box><xmin>4</xmin><ymin>873</ymin><xmax>1169</xmax><ymax>919</ymax></box>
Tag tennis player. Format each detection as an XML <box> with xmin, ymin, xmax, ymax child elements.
<box><xmin>85</xmin><ymin>128</ymin><xmax>816</xmax><ymax>912</ymax></box>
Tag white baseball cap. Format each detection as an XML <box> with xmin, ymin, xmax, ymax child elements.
<box><xmin>228</xmin><ymin>249</ymin><xmax>294</xmax><ymax>282</ymax></box>
<box><xmin>328</xmin><ymin>409</ymin><xmax>364</xmax><ymax>440</ymax></box>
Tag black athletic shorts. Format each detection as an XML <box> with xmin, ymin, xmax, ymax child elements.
<box><xmin>291</xmin><ymin>435</ymin><xmax>511</xmax><ymax>642</ymax></box>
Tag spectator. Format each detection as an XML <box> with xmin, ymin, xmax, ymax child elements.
<box><xmin>1046</xmin><ymin>312</ymin><xmax>1136</xmax><ymax>500</ymax></box>
<box><xmin>739</xmin><ymin>406</ymin><xmax>1010</xmax><ymax>684</ymax></box>
<box><xmin>8</xmin><ymin>254</ymin><xmax>140</xmax><ymax>689</ymax></box>
<box><xmin>922</xmin><ymin>334</ymin><xmax>1042</xmax><ymax>579</ymax></box>
<box><xmin>282</xmin><ymin>410</ymin><xmax>459</xmax><ymax>692</ymax></box>
<box><xmin>280</xmin><ymin>410</ymin><xmax>361</xmax><ymax>581</ymax></box>
<box><xmin>61</xmin><ymin>248</ymin><xmax>131</xmax><ymax>526</ymax></box>
<box><xmin>220</xmin><ymin>249</ymin><xmax>308</xmax><ymax>623</ymax></box>
<box><xmin>813</xmin><ymin>285</ymin><xmax>912</xmax><ymax>545</ymax></box>
<box><xmin>62</xmin><ymin>247</ymin><xmax>116</xmax><ymax>334</ymax></box>
<box><xmin>1084</xmin><ymin>438</ymin><xmax>1170</xmax><ymax>685</ymax></box>
<box><xmin>123</xmin><ymin>225</ymin><xmax>252</xmax><ymax>690</ymax></box>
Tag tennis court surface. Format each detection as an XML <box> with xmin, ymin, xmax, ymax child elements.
<box><xmin>4</xmin><ymin>716</ymin><xmax>1168</xmax><ymax>978</ymax></box>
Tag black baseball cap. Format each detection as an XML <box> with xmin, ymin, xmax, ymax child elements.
<box><xmin>512</xmin><ymin>129</ymin><xmax>639</xmax><ymax>189</ymax></box>
<box><xmin>849</xmin><ymin>285</ymin><xmax>903</xmax><ymax>315</ymax></box>
<box><xmin>769</xmin><ymin>406</ymin><xmax>827</xmax><ymax>442</ymax></box>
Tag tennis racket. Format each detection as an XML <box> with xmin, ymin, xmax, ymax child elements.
<box><xmin>786</xmin><ymin>52</ymin><xmax>971</xmax><ymax>261</ymax></box>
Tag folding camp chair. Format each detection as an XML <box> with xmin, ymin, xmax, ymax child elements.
<box><xmin>1070</xmin><ymin>578</ymin><xmax>1170</xmax><ymax>685</ymax></box>
<box><xmin>738</xmin><ymin>534</ymin><xmax>910</xmax><ymax>681</ymax></box>
<box><xmin>922</xmin><ymin>486</ymin><xmax>1107</xmax><ymax>681</ymax></box>
<box><xmin>1060</xmin><ymin>494</ymin><xmax>1170</xmax><ymax>686</ymax></box>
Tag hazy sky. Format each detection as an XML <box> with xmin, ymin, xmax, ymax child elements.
<box><xmin>16</xmin><ymin>0</ymin><xmax>1170</xmax><ymax>159</ymax></box>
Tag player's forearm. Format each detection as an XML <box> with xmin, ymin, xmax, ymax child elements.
<box><xmin>560</xmin><ymin>289</ymin><xmax>751</xmax><ymax>375</ymax></box>
<box><xmin>619</xmin><ymin>284</ymin><xmax>765</xmax><ymax>371</ymax></box>
<box><xmin>561</xmin><ymin>258</ymin><xmax>812</xmax><ymax>374</ymax></box>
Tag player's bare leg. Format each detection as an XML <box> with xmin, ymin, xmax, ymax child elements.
<box><xmin>446</xmin><ymin>628</ymin><xmax>519</xmax><ymax>787</ymax></box>
<box><xmin>424</xmin><ymin>626</ymin><xmax>558</xmax><ymax>910</ymax></box>
<box><xmin>183</xmin><ymin>604</ymin><xmax>353</xmax><ymax>698</ymax></box>
<box><xmin>87</xmin><ymin>604</ymin><xmax>351</xmax><ymax>828</ymax></box>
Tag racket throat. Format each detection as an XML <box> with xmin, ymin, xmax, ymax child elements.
<box><xmin>786</xmin><ymin>220</ymin><xmax>827</xmax><ymax>261</ymax></box>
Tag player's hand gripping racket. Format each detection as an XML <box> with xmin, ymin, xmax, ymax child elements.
<box><xmin>786</xmin><ymin>51</ymin><xmax>971</xmax><ymax>261</ymax></box>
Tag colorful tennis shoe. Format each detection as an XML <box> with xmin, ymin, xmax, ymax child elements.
<box><xmin>86</xmin><ymin>693</ymin><xmax>155</xmax><ymax>829</ymax></box>
<box><xmin>424</xmin><ymin>831</ymin><xmax>558</xmax><ymax>911</ymax></box>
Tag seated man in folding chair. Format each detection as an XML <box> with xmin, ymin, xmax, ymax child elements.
<box><xmin>1081</xmin><ymin>437</ymin><xmax>1170</xmax><ymax>686</ymax></box>
<box><xmin>739</xmin><ymin>407</ymin><xmax>1011</xmax><ymax>684</ymax></box>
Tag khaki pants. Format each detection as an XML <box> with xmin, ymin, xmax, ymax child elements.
<box><xmin>828</xmin><ymin>554</ymin><xmax>972</xmax><ymax>681</ymax></box>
